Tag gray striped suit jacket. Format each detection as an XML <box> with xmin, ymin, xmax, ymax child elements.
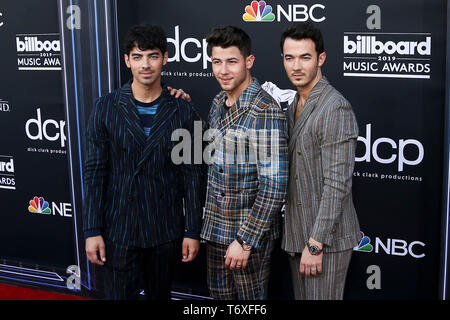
<box><xmin>281</xmin><ymin>76</ymin><xmax>361</xmax><ymax>254</ymax></box>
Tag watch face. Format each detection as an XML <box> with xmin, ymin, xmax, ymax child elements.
<box><xmin>309</xmin><ymin>244</ymin><xmax>320</xmax><ymax>255</ymax></box>
<box><xmin>242</xmin><ymin>243</ymin><xmax>252</xmax><ymax>251</ymax></box>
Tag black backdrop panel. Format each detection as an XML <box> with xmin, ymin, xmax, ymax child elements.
<box><xmin>0</xmin><ymin>0</ymin><xmax>77</xmax><ymax>292</ymax></box>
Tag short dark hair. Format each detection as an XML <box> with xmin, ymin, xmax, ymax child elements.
<box><xmin>280</xmin><ymin>22</ymin><xmax>324</xmax><ymax>55</ymax></box>
<box><xmin>206</xmin><ymin>25</ymin><xmax>251</xmax><ymax>58</ymax></box>
<box><xmin>123</xmin><ymin>24</ymin><xmax>167</xmax><ymax>55</ymax></box>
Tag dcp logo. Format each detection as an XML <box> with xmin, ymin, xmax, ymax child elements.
<box><xmin>25</xmin><ymin>108</ymin><xmax>66</xmax><ymax>147</ymax></box>
<box><xmin>356</xmin><ymin>124</ymin><xmax>424</xmax><ymax>172</ymax></box>
<box><xmin>167</xmin><ymin>26</ymin><xmax>210</xmax><ymax>70</ymax></box>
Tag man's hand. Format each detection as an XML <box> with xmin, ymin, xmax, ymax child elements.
<box><xmin>167</xmin><ymin>86</ymin><xmax>191</xmax><ymax>102</ymax></box>
<box><xmin>86</xmin><ymin>235</ymin><xmax>106</xmax><ymax>266</ymax></box>
<box><xmin>182</xmin><ymin>238</ymin><xmax>200</xmax><ymax>262</ymax></box>
<box><xmin>225</xmin><ymin>240</ymin><xmax>251</xmax><ymax>270</ymax></box>
<box><xmin>299</xmin><ymin>238</ymin><xmax>323</xmax><ymax>277</ymax></box>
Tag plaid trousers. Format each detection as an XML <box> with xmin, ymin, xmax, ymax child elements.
<box><xmin>206</xmin><ymin>240</ymin><xmax>274</xmax><ymax>300</ymax></box>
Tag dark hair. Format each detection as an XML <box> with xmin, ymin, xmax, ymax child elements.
<box><xmin>206</xmin><ymin>25</ymin><xmax>251</xmax><ymax>58</ymax></box>
<box><xmin>280</xmin><ymin>22</ymin><xmax>324</xmax><ymax>55</ymax></box>
<box><xmin>123</xmin><ymin>24</ymin><xmax>167</xmax><ymax>55</ymax></box>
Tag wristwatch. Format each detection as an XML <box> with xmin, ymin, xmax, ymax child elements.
<box><xmin>235</xmin><ymin>236</ymin><xmax>253</xmax><ymax>251</ymax></box>
<box><xmin>307</xmin><ymin>242</ymin><xmax>323</xmax><ymax>255</ymax></box>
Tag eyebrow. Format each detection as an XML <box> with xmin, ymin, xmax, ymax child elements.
<box><xmin>284</xmin><ymin>53</ymin><xmax>312</xmax><ymax>58</ymax></box>
<box><xmin>131</xmin><ymin>51</ymin><xmax>161</xmax><ymax>57</ymax></box>
<box><xmin>212</xmin><ymin>57</ymin><xmax>239</xmax><ymax>61</ymax></box>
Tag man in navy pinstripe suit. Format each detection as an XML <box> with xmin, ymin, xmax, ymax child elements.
<box><xmin>83</xmin><ymin>25</ymin><xmax>205</xmax><ymax>300</ymax></box>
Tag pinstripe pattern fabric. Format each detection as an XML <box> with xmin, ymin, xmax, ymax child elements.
<box><xmin>200</xmin><ymin>78</ymin><xmax>289</xmax><ymax>249</ymax></box>
<box><xmin>282</xmin><ymin>76</ymin><xmax>361</xmax><ymax>254</ymax></box>
<box><xmin>288</xmin><ymin>249</ymin><xmax>353</xmax><ymax>300</ymax></box>
<box><xmin>206</xmin><ymin>240</ymin><xmax>274</xmax><ymax>300</ymax></box>
<box><xmin>83</xmin><ymin>80</ymin><xmax>205</xmax><ymax>248</ymax></box>
<box><xmin>103</xmin><ymin>239</ymin><xmax>181</xmax><ymax>300</ymax></box>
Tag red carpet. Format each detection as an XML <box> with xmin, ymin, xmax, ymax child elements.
<box><xmin>0</xmin><ymin>283</ymin><xmax>91</xmax><ymax>300</ymax></box>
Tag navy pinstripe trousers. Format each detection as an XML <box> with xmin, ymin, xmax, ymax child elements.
<box><xmin>103</xmin><ymin>239</ymin><xmax>182</xmax><ymax>300</ymax></box>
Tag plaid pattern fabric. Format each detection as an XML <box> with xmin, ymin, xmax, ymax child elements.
<box><xmin>206</xmin><ymin>240</ymin><xmax>274</xmax><ymax>300</ymax></box>
<box><xmin>200</xmin><ymin>78</ymin><xmax>288</xmax><ymax>249</ymax></box>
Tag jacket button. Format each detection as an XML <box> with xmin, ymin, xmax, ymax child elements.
<box><xmin>297</xmin><ymin>150</ymin><xmax>301</xmax><ymax>156</ymax></box>
<box><xmin>221</xmin><ymin>192</ymin><xmax>225</xmax><ymax>197</ymax></box>
<box><xmin>219</xmin><ymin>168</ymin><xmax>224</xmax><ymax>173</ymax></box>
<box><xmin>297</xmin><ymin>201</ymin><xmax>302</xmax><ymax>206</ymax></box>
<box><xmin>128</xmin><ymin>196</ymin><xmax>133</xmax><ymax>201</ymax></box>
<box><xmin>295</xmin><ymin>174</ymin><xmax>298</xmax><ymax>180</ymax></box>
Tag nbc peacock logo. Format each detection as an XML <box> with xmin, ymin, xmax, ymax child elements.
<box><xmin>354</xmin><ymin>231</ymin><xmax>373</xmax><ymax>252</ymax></box>
<box><xmin>243</xmin><ymin>1</ymin><xmax>275</xmax><ymax>22</ymax></box>
<box><xmin>28</xmin><ymin>196</ymin><xmax>51</xmax><ymax>214</ymax></box>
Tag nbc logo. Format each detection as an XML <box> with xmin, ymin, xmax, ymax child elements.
<box><xmin>27</xmin><ymin>196</ymin><xmax>72</xmax><ymax>218</ymax></box>
<box><xmin>28</xmin><ymin>196</ymin><xmax>51</xmax><ymax>214</ymax></box>
<box><xmin>354</xmin><ymin>232</ymin><xmax>373</xmax><ymax>252</ymax></box>
<box><xmin>243</xmin><ymin>1</ymin><xmax>275</xmax><ymax>22</ymax></box>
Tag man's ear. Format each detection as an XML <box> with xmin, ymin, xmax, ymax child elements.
<box><xmin>163</xmin><ymin>51</ymin><xmax>168</xmax><ymax>66</ymax></box>
<box><xmin>124</xmin><ymin>54</ymin><xmax>131</xmax><ymax>68</ymax></box>
<box><xmin>318</xmin><ymin>51</ymin><xmax>326</xmax><ymax>67</ymax></box>
<box><xmin>246</xmin><ymin>54</ymin><xmax>255</xmax><ymax>70</ymax></box>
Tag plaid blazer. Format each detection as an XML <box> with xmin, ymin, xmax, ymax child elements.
<box><xmin>200</xmin><ymin>78</ymin><xmax>289</xmax><ymax>249</ymax></box>
<box><xmin>83</xmin><ymin>80</ymin><xmax>206</xmax><ymax>248</ymax></box>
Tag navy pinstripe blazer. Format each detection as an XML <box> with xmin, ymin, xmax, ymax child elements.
<box><xmin>83</xmin><ymin>80</ymin><xmax>206</xmax><ymax>248</ymax></box>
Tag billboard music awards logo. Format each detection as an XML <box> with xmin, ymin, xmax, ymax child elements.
<box><xmin>0</xmin><ymin>155</ymin><xmax>15</xmax><ymax>190</ymax></box>
<box><xmin>16</xmin><ymin>33</ymin><xmax>61</xmax><ymax>71</ymax></box>
<box><xmin>0</xmin><ymin>99</ymin><xmax>10</xmax><ymax>112</ymax></box>
<box><xmin>27</xmin><ymin>196</ymin><xmax>72</xmax><ymax>218</ymax></box>
<box><xmin>343</xmin><ymin>32</ymin><xmax>432</xmax><ymax>79</ymax></box>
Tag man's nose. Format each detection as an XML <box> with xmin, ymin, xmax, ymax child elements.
<box><xmin>220</xmin><ymin>63</ymin><xmax>229</xmax><ymax>74</ymax></box>
<box><xmin>142</xmin><ymin>58</ymin><xmax>150</xmax><ymax>69</ymax></box>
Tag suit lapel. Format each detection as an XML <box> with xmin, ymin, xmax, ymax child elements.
<box><xmin>117</xmin><ymin>81</ymin><xmax>147</xmax><ymax>146</ymax></box>
<box><xmin>209</xmin><ymin>79</ymin><xmax>259</xmax><ymax>145</ymax></box>
<box><xmin>136</xmin><ymin>90</ymin><xmax>177</xmax><ymax>170</ymax></box>
<box><xmin>288</xmin><ymin>77</ymin><xmax>329</xmax><ymax>153</ymax></box>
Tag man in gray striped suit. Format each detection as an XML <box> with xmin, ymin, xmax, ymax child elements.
<box><xmin>280</xmin><ymin>22</ymin><xmax>361</xmax><ymax>300</ymax></box>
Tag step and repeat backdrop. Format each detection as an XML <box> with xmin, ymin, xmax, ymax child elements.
<box><xmin>0</xmin><ymin>0</ymin><xmax>448</xmax><ymax>299</ymax></box>
<box><xmin>0</xmin><ymin>0</ymin><xmax>77</xmax><ymax>293</ymax></box>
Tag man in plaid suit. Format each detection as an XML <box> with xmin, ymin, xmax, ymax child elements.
<box><xmin>200</xmin><ymin>26</ymin><xmax>289</xmax><ymax>300</ymax></box>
